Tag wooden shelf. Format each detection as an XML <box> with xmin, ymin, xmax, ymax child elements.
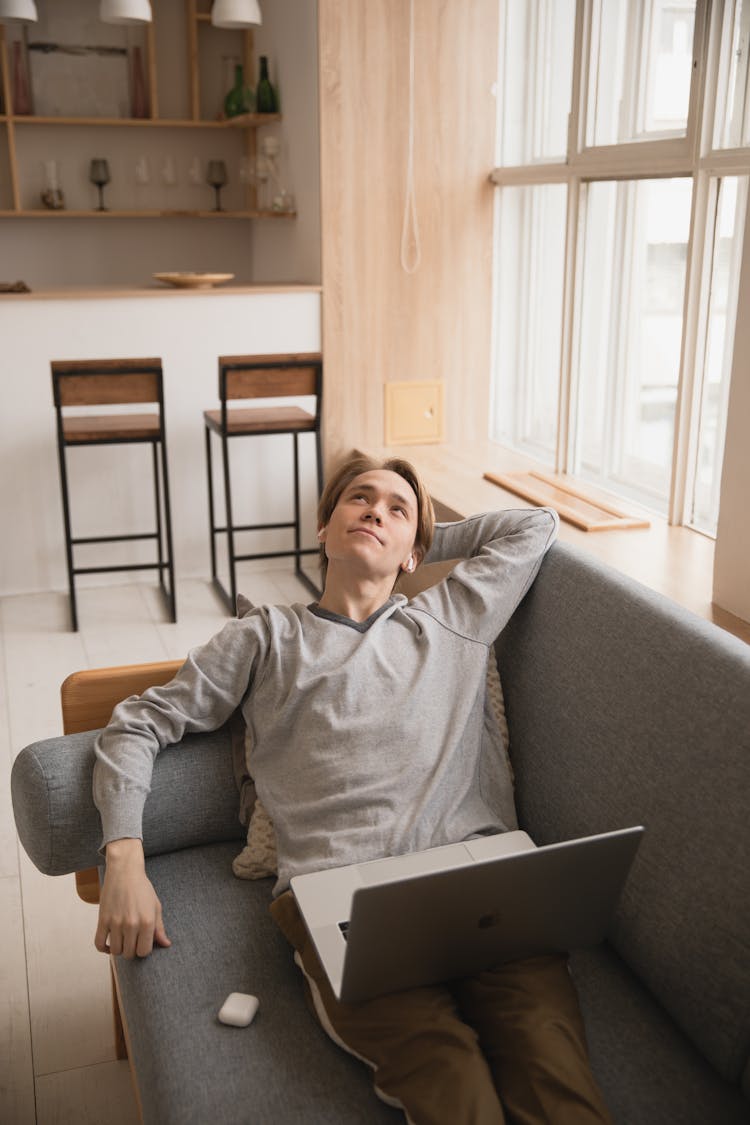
<box><xmin>225</xmin><ymin>113</ymin><xmax>279</xmax><ymax>128</ymax></box>
<box><xmin>0</xmin><ymin>208</ymin><xmax>295</xmax><ymax>218</ymax></box>
<box><xmin>6</xmin><ymin>113</ymin><xmax>280</xmax><ymax>128</ymax></box>
<box><xmin>0</xmin><ymin>12</ymin><xmax>284</xmax><ymax>223</ymax></box>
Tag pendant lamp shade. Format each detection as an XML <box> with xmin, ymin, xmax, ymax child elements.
<box><xmin>211</xmin><ymin>0</ymin><xmax>262</xmax><ymax>29</ymax></box>
<box><xmin>100</xmin><ymin>0</ymin><xmax>152</xmax><ymax>24</ymax></box>
<box><xmin>0</xmin><ymin>0</ymin><xmax>38</xmax><ymax>22</ymax></box>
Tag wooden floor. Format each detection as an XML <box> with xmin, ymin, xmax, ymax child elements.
<box><xmin>1</xmin><ymin>569</ymin><xmax>311</xmax><ymax>1125</ymax></box>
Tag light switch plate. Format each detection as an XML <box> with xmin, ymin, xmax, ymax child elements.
<box><xmin>384</xmin><ymin>381</ymin><xmax>445</xmax><ymax>445</ymax></box>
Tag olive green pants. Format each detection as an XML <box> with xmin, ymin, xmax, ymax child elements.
<box><xmin>270</xmin><ymin>892</ymin><xmax>613</xmax><ymax>1125</ymax></box>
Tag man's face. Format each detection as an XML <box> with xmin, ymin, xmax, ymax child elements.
<box><xmin>320</xmin><ymin>470</ymin><xmax>420</xmax><ymax>581</ymax></box>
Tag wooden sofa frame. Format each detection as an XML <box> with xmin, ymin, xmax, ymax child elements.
<box><xmin>60</xmin><ymin>659</ymin><xmax>183</xmax><ymax>1122</ymax></box>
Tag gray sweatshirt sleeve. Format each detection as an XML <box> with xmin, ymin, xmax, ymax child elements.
<box><xmin>93</xmin><ymin>612</ymin><xmax>266</xmax><ymax>849</ymax></box>
<box><xmin>413</xmin><ymin>507</ymin><xmax>558</xmax><ymax>645</ymax></box>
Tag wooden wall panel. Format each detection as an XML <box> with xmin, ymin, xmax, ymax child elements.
<box><xmin>318</xmin><ymin>0</ymin><xmax>498</xmax><ymax>463</ymax></box>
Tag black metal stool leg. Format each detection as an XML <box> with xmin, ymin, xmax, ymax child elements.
<box><xmin>56</xmin><ymin>436</ymin><xmax>79</xmax><ymax>632</ymax></box>
<box><xmin>221</xmin><ymin>431</ymin><xmax>238</xmax><ymax>614</ymax></box>
<box><xmin>293</xmin><ymin>433</ymin><xmax>301</xmax><ymax>570</ymax></box>
<box><xmin>292</xmin><ymin>434</ymin><xmax>323</xmax><ymax>601</ymax></box>
<box><xmin>315</xmin><ymin>427</ymin><xmax>323</xmax><ymax>499</ymax></box>
<box><xmin>159</xmin><ymin>435</ymin><xmax>177</xmax><ymax>623</ymax></box>
<box><xmin>152</xmin><ymin>442</ymin><xmax>165</xmax><ymax>594</ymax></box>
<box><xmin>205</xmin><ymin>424</ymin><xmax>218</xmax><ymax>581</ymax></box>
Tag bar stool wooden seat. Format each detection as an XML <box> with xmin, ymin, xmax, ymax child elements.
<box><xmin>203</xmin><ymin>352</ymin><xmax>323</xmax><ymax>612</ymax></box>
<box><xmin>52</xmin><ymin>358</ymin><xmax>177</xmax><ymax>632</ymax></box>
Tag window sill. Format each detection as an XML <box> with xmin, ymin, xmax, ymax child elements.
<box><xmin>361</xmin><ymin>440</ymin><xmax>750</xmax><ymax>645</ymax></box>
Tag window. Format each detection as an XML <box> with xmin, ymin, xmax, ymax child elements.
<box><xmin>689</xmin><ymin>176</ymin><xmax>748</xmax><ymax>533</ymax></box>
<box><xmin>491</xmin><ymin>184</ymin><xmax>567</xmax><ymax>462</ymax></box>
<box><xmin>585</xmin><ymin>1</ymin><xmax>696</xmax><ymax>145</ymax></box>
<box><xmin>491</xmin><ymin>0</ymin><xmax>749</xmax><ymax>533</ymax></box>
<box><xmin>714</xmin><ymin>0</ymin><xmax>750</xmax><ymax>148</ymax></box>
<box><xmin>496</xmin><ymin>0</ymin><xmax>576</xmax><ymax>166</ymax></box>
<box><xmin>575</xmin><ymin>177</ymin><xmax>691</xmax><ymax>510</ymax></box>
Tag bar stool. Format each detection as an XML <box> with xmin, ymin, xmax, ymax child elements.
<box><xmin>203</xmin><ymin>352</ymin><xmax>323</xmax><ymax>612</ymax></box>
<box><xmin>51</xmin><ymin>358</ymin><xmax>176</xmax><ymax>632</ymax></box>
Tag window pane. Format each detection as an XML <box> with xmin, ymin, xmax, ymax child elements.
<box><xmin>689</xmin><ymin>177</ymin><xmax>748</xmax><ymax>534</ymax></box>
<box><xmin>714</xmin><ymin>1</ymin><xmax>750</xmax><ymax>148</ymax></box>
<box><xmin>491</xmin><ymin>184</ymin><xmax>567</xmax><ymax>461</ymax></box>
<box><xmin>586</xmin><ymin>0</ymin><xmax>696</xmax><ymax>147</ymax></box>
<box><xmin>496</xmin><ymin>0</ymin><xmax>575</xmax><ymax>165</ymax></box>
<box><xmin>574</xmin><ymin>178</ymin><xmax>692</xmax><ymax>511</ymax></box>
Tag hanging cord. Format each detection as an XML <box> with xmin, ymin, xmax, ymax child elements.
<box><xmin>400</xmin><ymin>0</ymin><xmax>421</xmax><ymax>274</ymax></box>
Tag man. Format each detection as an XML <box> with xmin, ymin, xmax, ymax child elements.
<box><xmin>94</xmin><ymin>453</ymin><xmax>612</xmax><ymax>1125</ymax></box>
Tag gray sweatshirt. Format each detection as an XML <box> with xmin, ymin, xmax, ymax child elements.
<box><xmin>94</xmin><ymin>507</ymin><xmax>558</xmax><ymax>894</ymax></box>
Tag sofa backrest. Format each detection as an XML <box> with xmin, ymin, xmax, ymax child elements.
<box><xmin>495</xmin><ymin>541</ymin><xmax>750</xmax><ymax>1090</ymax></box>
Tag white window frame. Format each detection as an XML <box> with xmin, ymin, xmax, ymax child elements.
<box><xmin>490</xmin><ymin>0</ymin><xmax>750</xmax><ymax>528</ymax></box>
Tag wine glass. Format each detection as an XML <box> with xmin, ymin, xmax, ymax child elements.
<box><xmin>238</xmin><ymin>155</ymin><xmax>252</xmax><ymax>186</ymax></box>
<box><xmin>206</xmin><ymin>160</ymin><xmax>228</xmax><ymax>212</ymax></box>
<box><xmin>160</xmin><ymin>154</ymin><xmax>178</xmax><ymax>210</ymax></box>
<box><xmin>254</xmin><ymin>154</ymin><xmax>270</xmax><ymax>211</ymax></box>
<box><xmin>161</xmin><ymin>154</ymin><xmax>177</xmax><ymax>187</ymax></box>
<box><xmin>134</xmin><ymin>155</ymin><xmax>150</xmax><ymax>186</ymax></box>
<box><xmin>89</xmin><ymin>158</ymin><xmax>111</xmax><ymax>211</ymax></box>
<box><xmin>134</xmin><ymin>154</ymin><xmax>149</xmax><ymax>209</ymax></box>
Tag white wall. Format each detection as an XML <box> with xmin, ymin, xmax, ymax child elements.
<box><xmin>0</xmin><ymin>217</ymin><xmax>258</xmax><ymax>288</ymax></box>
<box><xmin>0</xmin><ymin>289</ymin><xmax>321</xmax><ymax>597</ymax></box>
<box><xmin>250</xmin><ymin>0</ymin><xmax>321</xmax><ymax>284</ymax></box>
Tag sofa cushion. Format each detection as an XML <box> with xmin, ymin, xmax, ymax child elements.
<box><xmin>570</xmin><ymin>946</ymin><xmax>749</xmax><ymax>1124</ymax></box>
<box><xmin>121</xmin><ymin>841</ymin><xmax>749</xmax><ymax>1125</ymax></box>
<box><xmin>496</xmin><ymin>541</ymin><xmax>750</xmax><ymax>1087</ymax></box>
<box><xmin>119</xmin><ymin>841</ymin><xmax>401</xmax><ymax>1125</ymax></box>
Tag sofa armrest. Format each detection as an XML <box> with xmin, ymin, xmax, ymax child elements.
<box><xmin>59</xmin><ymin>660</ymin><xmax>185</xmax><ymax>901</ymax></box>
<box><xmin>12</xmin><ymin>726</ymin><xmax>244</xmax><ymax>878</ymax></box>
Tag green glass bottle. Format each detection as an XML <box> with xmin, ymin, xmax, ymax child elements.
<box><xmin>224</xmin><ymin>64</ymin><xmax>255</xmax><ymax>119</ymax></box>
<box><xmin>256</xmin><ymin>56</ymin><xmax>278</xmax><ymax>114</ymax></box>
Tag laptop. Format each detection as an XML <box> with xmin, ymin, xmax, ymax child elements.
<box><xmin>290</xmin><ymin>826</ymin><xmax>644</xmax><ymax>1005</ymax></box>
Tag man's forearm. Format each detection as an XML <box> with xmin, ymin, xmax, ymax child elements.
<box><xmin>424</xmin><ymin>508</ymin><xmax>557</xmax><ymax>566</ymax></box>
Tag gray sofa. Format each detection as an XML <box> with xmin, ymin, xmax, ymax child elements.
<box><xmin>12</xmin><ymin>541</ymin><xmax>750</xmax><ymax>1124</ymax></box>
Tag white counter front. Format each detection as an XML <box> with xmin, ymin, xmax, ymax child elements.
<box><xmin>0</xmin><ymin>287</ymin><xmax>322</xmax><ymax>598</ymax></box>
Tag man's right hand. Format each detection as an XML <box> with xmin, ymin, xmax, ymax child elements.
<box><xmin>95</xmin><ymin>838</ymin><xmax>172</xmax><ymax>959</ymax></box>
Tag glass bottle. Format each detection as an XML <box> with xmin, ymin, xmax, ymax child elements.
<box><xmin>256</xmin><ymin>56</ymin><xmax>278</xmax><ymax>114</ymax></box>
<box><xmin>220</xmin><ymin>55</ymin><xmax>238</xmax><ymax>118</ymax></box>
<box><xmin>224</xmin><ymin>64</ymin><xmax>255</xmax><ymax>119</ymax></box>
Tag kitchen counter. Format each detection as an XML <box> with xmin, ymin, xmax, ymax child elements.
<box><xmin>1</xmin><ymin>283</ymin><xmax>322</xmax><ymax>301</ymax></box>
